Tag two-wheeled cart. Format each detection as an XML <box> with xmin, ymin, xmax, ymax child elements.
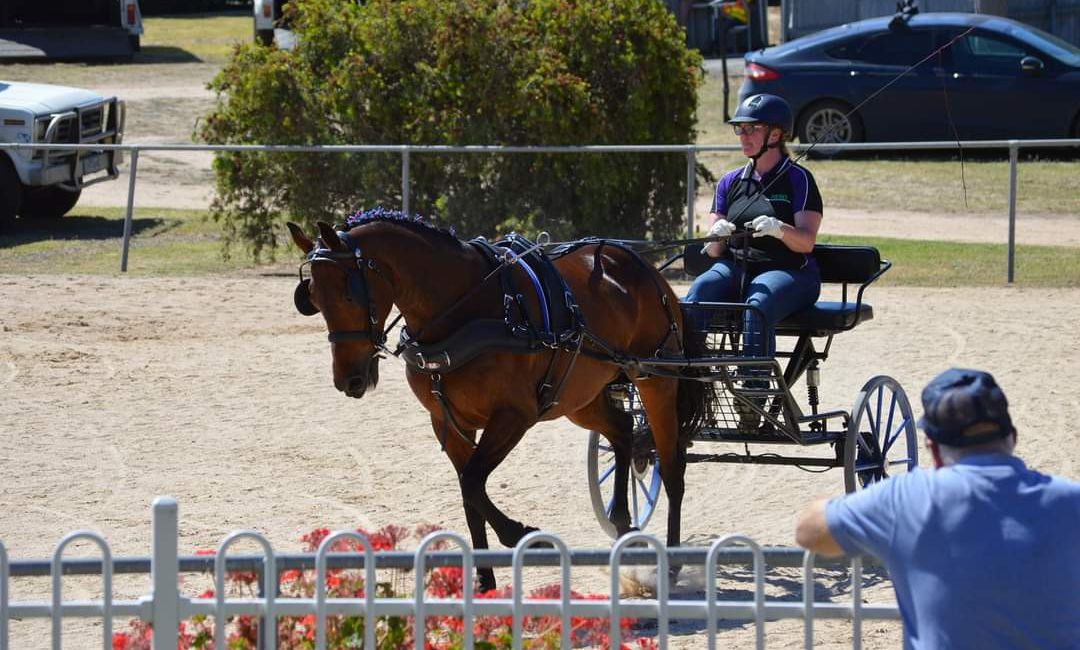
<box><xmin>587</xmin><ymin>244</ymin><xmax>918</xmax><ymax>536</ymax></box>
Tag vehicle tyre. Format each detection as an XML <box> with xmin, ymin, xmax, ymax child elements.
<box><xmin>587</xmin><ymin>383</ymin><xmax>662</xmax><ymax>538</ymax></box>
<box><xmin>20</xmin><ymin>186</ymin><xmax>82</xmax><ymax>219</ymax></box>
<box><xmin>843</xmin><ymin>375</ymin><xmax>917</xmax><ymax>493</ymax></box>
<box><xmin>797</xmin><ymin>100</ymin><xmax>864</xmax><ymax>145</ymax></box>
<box><xmin>129</xmin><ymin>35</ymin><xmax>141</xmax><ymax>52</ymax></box>
<box><xmin>0</xmin><ymin>155</ymin><xmax>23</xmax><ymax>225</ymax></box>
<box><xmin>256</xmin><ymin>29</ymin><xmax>274</xmax><ymax>46</ymax></box>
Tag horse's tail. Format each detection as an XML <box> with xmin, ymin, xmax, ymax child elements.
<box><xmin>676</xmin><ymin>318</ymin><xmax>714</xmax><ymax>442</ymax></box>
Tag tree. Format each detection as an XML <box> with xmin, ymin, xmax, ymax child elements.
<box><xmin>200</xmin><ymin>0</ymin><xmax>703</xmax><ymax>259</ymax></box>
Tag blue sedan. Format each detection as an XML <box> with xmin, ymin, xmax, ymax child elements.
<box><xmin>739</xmin><ymin>12</ymin><xmax>1080</xmax><ymax>143</ymax></box>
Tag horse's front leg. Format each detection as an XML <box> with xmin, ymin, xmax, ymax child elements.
<box><xmin>458</xmin><ymin>407</ymin><xmax>538</xmax><ymax>549</ymax></box>
<box><xmin>434</xmin><ymin>419</ymin><xmax>497</xmax><ymax>593</ymax></box>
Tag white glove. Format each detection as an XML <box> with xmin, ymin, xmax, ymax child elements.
<box><xmin>701</xmin><ymin>219</ymin><xmax>736</xmax><ymax>254</ymax></box>
<box><xmin>708</xmin><ymin>219</ymin><xmax>736</xmax><ymax>238</ymax></box>
<box><xmin>750</xmin><ymin>215</ymin><xmax>785</xmax><ymax>239</ymax></box>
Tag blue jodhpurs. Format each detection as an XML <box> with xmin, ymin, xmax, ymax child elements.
<box><xmin>682</xmin><ymin>258</ymin><xmax>821</xmax><ymax>357</ymax></box>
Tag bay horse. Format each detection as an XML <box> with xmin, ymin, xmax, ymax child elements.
<box><xmin>287</xmin><ymin>212</ymin><xmax>708</xmax><ymax>591</ymax></box>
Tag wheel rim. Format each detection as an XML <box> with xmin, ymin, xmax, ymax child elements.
<box><xmin>845</xmin><ymin>376</ymin><xmax>917</xmax><ymax>492</ymax></box>
<box><xmin>586</xmin><ymin>385</ymin><xmax>662</xmax><ymax>539</ymax></box>
<box><xmin>806</xmin><ymin>107</ymin><xmax>853</xmax><ymax>144</ymax></box>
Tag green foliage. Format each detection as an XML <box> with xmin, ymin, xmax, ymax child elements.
<box><xmin>200</xmin><ymin>0</ymin><xmax>703</xmax><ymax>259</ymax></box>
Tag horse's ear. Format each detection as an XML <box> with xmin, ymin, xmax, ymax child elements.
<box><xmin>286</xmin><ymin>222</ymin><xmax>314</xmax><ymax>254</ymax></box>
<box><xmin>317</xmin><ymin>221</ymin><xmax>343</xmax><ymax>250</ymax></box>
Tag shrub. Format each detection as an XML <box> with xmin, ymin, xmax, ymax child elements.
<box><xmin>112</xmin><ymin>524</ymin><xmax>658</xmax><ymax>649</ymax></box>
<box><xmin>199</xmin><ymin>0</ymin><xmax>703</xmax><ymax>259</ymax></box>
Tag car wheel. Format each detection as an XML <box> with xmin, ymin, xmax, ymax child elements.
<box><xmin>20</xmin><ymin>186</ymin><xmax>81</xmax><ymax>219</ymax></box>
<box><xmin>797</xmin><ymin>100</ymin><xmax>865</xmax><ymax>145</ymax></box>
<box><xmin>0</xmin><ymin>155</ymin><xmax>23</xmax><ymax>225</ymax></box>
<box><xmin>256</xmin><ymin>29</ymin><xmax>274</xmax><ymax>46</ymax></box>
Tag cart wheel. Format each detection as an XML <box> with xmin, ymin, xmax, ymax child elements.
<box><xmin>844</xmin><ymin>375</ymin><xmax>918</xmax><ymax>493</ymax></box>
<box><xmin>586</xmin><ymin>385</ymin><xmax>662</xmax><ymax>538</ymax></box>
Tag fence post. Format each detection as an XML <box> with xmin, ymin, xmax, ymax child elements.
<box><xmin>151</xmin><ymin>497</ymin><xmax>180</xmax><ymax>650</ymax></box>
<box><xmin>1</xmin><ymin>542</ymin><xmax>8</xmax><ymax>650</ymax></box>
<box><xmin>686</xmin><ymin>148</ymin><xmax>697</xmax><ymax>239</ymax></box>
<box><xmin>1007</xmin><ymin>141</ymin><xmax>1018</xmax><ymax>284</ymax></box>
<box><xmin>401</xmin><ymin>147</ymin><xmax>411</xmax><ymax>216</ymax></box>
<box><xmin>120</xmin><ymin>149</ymin><xmax>139</xmax><ymax>273</ymax></box>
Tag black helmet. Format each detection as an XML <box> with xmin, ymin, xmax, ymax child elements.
<box><xmin>731</xmin><ymin>94</ymin><xmax>793</xmax><ymax>134</ymax></box>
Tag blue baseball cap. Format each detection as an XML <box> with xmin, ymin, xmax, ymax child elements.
<box><xmin>918</xmin><ymin>368</ymin><xmax>1015</xmax><ymax>447</ymax></box>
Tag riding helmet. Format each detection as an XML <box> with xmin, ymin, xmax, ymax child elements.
<box><xmin>731</xmin><ymin>94</ymin><xmax>794</xmax><ymax>134</ymax></box>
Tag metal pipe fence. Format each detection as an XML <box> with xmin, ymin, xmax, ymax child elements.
<box><xmin>4</xmin><ymin>138</ymin><xmax>1078</xmax><ymax>281</ymax></box>
<box><xmin>0</xmin><ymin>497</ymin><xmax>899</xmax><ymax>650</ymax></box>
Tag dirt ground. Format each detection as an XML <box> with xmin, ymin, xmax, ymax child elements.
<box><xmin>3</xmin><ymin>63</ymin><xmax>1080</xmax><ymax>649</ymax></box>
<box><xmin>4</xmin><ymin>274</ymin><xmax>1080</xmax><ymax>648</ymax></box>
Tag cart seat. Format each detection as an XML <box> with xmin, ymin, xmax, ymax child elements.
<box><xmin>779</xmin><ymin>244</ymin><xmax>884</xmax><ymax>336</ymax></box>
<box><xmin>683</xmin><ymin>243</ymin><xmax>888</xmax><ymax>338</ymax></box>
<box><xmin>776</xmin><ymin>300</ymin><xmax>873</xmax><ymax>337</ymax></box>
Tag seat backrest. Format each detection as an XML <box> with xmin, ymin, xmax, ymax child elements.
<box><xmin>812</xmin><ymin>244</ymin><xmax>882</xmax><ymax>284</ymax></box>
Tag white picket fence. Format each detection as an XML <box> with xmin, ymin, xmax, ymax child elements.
<box><xmin>0</xmin><ymin>497</ymin><xmax>900</xmax><ymax>650</ymax></box>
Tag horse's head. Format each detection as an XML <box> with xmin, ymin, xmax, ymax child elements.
<box><xmin>288</xmin><ymin>221</ymin><xmax>394</xmax><ymax>399</ymax></box>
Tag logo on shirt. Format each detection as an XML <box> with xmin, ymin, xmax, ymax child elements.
<box><xmin>769</xmin><ymin>193</ymin><xmax>790</xmax><ymax>203</ymax></box>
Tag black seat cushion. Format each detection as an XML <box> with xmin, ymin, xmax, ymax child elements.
<box><xmin>777</xmin><ymin>301</ymin><xmax>873</xmax><ymax>337</ymax></box>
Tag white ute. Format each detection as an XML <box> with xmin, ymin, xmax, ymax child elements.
<box><xmin>0</xmin><ymin>81</ymin><xmax>124</xmax><ymax>225</ymax></box>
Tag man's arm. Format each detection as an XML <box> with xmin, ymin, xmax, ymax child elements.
<box><xmin>795</xmin><ymin>498</ymin><xmax>845</xmax><ymax>557</ymax></box>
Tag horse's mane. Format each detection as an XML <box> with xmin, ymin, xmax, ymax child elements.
<box><xmin>342</xmin><ymin>207</ymin><xmax>460</xmax><ymax>246</ymax></box>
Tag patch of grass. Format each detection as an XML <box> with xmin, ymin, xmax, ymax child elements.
<box><xmin>139</xmin><ymin>12</ymin><xmax>252</xmax><ymax>64</ymax></box>
<box><xmin>2</xmin><ymin>208</ymin><xmax>1076</xmax><ymax>286</ymax></box>
<box><xmin>819</xmin><ymin>234</ymin><xmax>1080</xmax><ymax>287</ymax></box>
<box><xmin>0</xmin><ymin>207</ymin><xmax>279</xmax><ymax>276</ymax></box>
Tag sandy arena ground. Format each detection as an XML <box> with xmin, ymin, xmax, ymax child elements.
<box><xmin>3</xmin><ymin>274</ymin><xmax>1080</xmax><ymax>648</ymax></box>
<box><xmin>2</xmin><ymin>63</ymin><xmax>1080</xmax><ymax>649</ymax></box>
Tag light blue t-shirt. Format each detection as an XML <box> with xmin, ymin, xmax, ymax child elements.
<box><xmin>826</xmin><ymin>454</ymin><xmax>1080</xmax><ymax>649</ymax></box>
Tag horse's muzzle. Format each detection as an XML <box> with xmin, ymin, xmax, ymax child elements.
<box><xmin>338</xmin><ymin>358</ymin><xmax>380</xmax><ymax>399</ymax></box>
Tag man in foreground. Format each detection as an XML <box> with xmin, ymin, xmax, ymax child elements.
<box><xmin>796</xmin><ymin>368</ymin><xmax>1080</xmax><ymax>649</ymax></box>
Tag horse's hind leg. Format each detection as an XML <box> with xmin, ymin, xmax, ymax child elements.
<box><xmin>567</xmin><ymin>392</ymin><xmax>635</xmax><ymax>536</ymax></box>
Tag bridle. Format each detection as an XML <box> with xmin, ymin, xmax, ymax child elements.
<box><xmin>294</xmin><ymin>230</ymin><xmax>399</xmax><ymax>351</ymax></box>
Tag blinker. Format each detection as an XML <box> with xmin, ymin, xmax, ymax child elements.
<box><xmin>294</xmin><ymin>279</ymin><xmax>319</xmax><ymax>316</ymax></box>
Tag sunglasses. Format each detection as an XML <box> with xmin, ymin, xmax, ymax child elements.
<box><xmin>732</xmin><ymin>123</ymin><xmax>766</xmax><ymax>136</ymax></box>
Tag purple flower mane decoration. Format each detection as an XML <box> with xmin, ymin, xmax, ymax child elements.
<box><xmin>343</xmin><ymin>207</ymin><xmax>457</xmax><ymax>238</ymax></box>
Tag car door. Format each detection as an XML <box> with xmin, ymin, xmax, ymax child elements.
<box><xmin>842</xmin><ymin>27</ymin><xmax>948</xmax><ymax>141</ymax></box>
<box><xmin>938</xmin><ymin>28</ymin><xmax>1068</xmax><ymax>139</ymax></box>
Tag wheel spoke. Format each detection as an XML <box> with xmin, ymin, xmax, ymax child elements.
<box><xmin>597</xmin><ymin>463</ymin><xmax>616</xmax><ymax>486</ymax></box>
<box><xmin>874</xmin><ymin>386</ymin><xmax>884</xmax><ymax>440</ymax></box>
<box><xmin>882</xmin><ymin>416</ymin><xmax>909</xmax><ymax>457</ymax></box>
<box><xmin>884</xmin><ymin>395</ymin><xmax>898</xmax><ymax>450</ymax></box>
<box><xmin>635</xmin><ymin>476</ymin><xmax>657</xmax><ymax>505</ymax></box>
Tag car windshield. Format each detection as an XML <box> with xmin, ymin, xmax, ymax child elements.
<box><xmin>1003</xmin><ymin>22</ymin><xmax>1080</xmax><ymax>64</ymax></box>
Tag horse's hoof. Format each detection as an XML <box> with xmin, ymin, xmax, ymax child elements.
<box><xmin>476</xmin><ymin>569</ymin><xmax>497</xmax><ymax>594</ymax></box>
<box><xmin>513</xmin><ymin>526</ymin><xmax>554</xmax><ymax>548</ymax></box>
